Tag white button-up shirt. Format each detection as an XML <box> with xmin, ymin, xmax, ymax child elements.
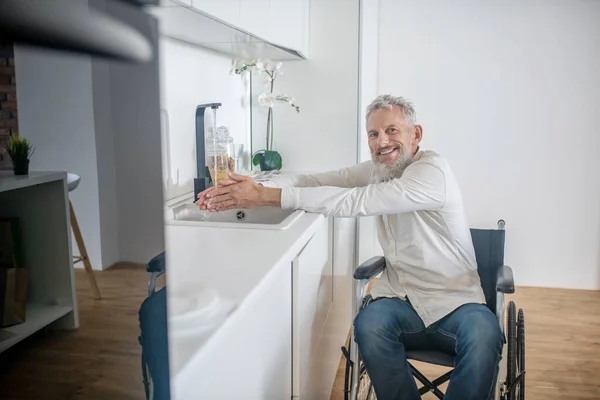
<box><xmin>262</xmin><ymin>149</ymin><xmax>486</xmax><ymax>327</ymax></box>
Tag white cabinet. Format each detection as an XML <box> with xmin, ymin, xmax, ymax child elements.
<box><xmin>292</xmin><ymin>217</ymin><xmax>334</xmax><ymax>398</ymax></box>
<box><xmin>190</xmin><ymin>0</ymin><xmax>309</xmax><ymax>57</ymax></box>
<box><xmin>173</xmin><ymin>256</ymin><xmax>293</xmax><ymax>399</ymax></box>
<box><xmin>170</xmin><ymin>215</ymin><xmax>355</xmax><ymax>399</ymax></box>
<box><xmin>239</xmin><ymin>0</ymin><xmax>271</xmax><ymax>40</ymax></box>
<box><xmin>192</xmin><ymin>0</ymin><xmax>241</xmax><ymax>26</ymax></box>
<box><xmin>270</xmin><ymin>0</ymin><xmax>309</xmax><ymax>57</ymax></box>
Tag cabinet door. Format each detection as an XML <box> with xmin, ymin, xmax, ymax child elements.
<box><xmin>292</xmin><ymin>218</ymin><xmax>333</xmax><ymax>398</ymax></box>
<box><xmin>270</xmin><ymin>0</ymin><xmax>309</xmax><ymax>56</ymax></box>
<box><xmin>175</xmin><ymin>260</ymin><xmax>293</xmax><ymax>398</ymax></box>
<box><xmin>238</xmin><ymin>0</ymin><xmax>270</xmax><ymax>40</ymax></box>
<box><xmin>192</xmin><ymin>0</ymin><xmax>240</xmax><ymax>27</ymax></box>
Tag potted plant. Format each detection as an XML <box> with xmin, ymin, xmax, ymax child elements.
<box><xmin>231</xmin><ymin>58</ymin><xmax>300</xmax><ymax>171</ymax></box>
<box><xmin>4</xmin><ymin>136</ymin><xmax>35</xmax><ymax>175</ymax></box>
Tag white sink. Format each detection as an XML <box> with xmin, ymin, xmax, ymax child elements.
<box><xmin>164</xmin><ymin>195</ymin><xmax>304</xmax><ymax>230</ymax></box>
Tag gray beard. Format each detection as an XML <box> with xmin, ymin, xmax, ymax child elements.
<box><xmin>372</xmin><ymin>147</ymin><xmax>414</xmax><ymax>179</ymax></box>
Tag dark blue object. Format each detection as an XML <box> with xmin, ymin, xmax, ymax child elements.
<box><xmin>147</xmin><ymin>251</ymin><xmax>166</xmax><ymax>274</ymax></box>
<box><xmin>353</xmin><ymin>256</ymin><xmax>386</xmax><ymax>280</ymax></box>
<box><xmin>139</xmin><ymin>286</ymin><xmax>170</xmax><ymax>400</ymax></box>
<box><xmin>470</xmin><ymin>227</ymin><xmax>510</xmax><ymax>314</ymax></box>
<box><xmin>147</xmin><ymin>251</ymin><xmax>166</xmax><ymax>297</ymax></box>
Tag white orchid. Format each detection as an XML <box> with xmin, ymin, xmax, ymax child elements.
<box><xmin>277</xmin><ymin>94</ymin><xmax>295</xmax><ymax>104</ymax></box>
<box><xmin>230</xmin><ymin>58</ymin><xmax>261</xmax><ymax>75</ymax></box>
<box><xmin>261</xmin><ymin>73</ymin><xmax>273</xmax><ymax>86</ymax></box>
<box><xmin>258</xmin><ymin>93</ymin><xmax>277</xmax><ymax>108</ymax></box>
<box><xmin>256</xmin><ymin>93</ymin><xmax>300</xmax><ymax>113</ymax></box>
<box><xmin>229</xmin><ymin>58</ymin><xmax>243</xmax><ymax>75</ymax></box>
<box><xmin>229</xmin><ymin>57</ymin><xmax>299</xmax><ymax>152</ymax></box>
<box><xmin>256</xmin><ymin>59</ymin><xmax>282</xmax><ymax>72</ymax></box>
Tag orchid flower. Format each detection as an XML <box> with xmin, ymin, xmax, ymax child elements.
<box><xmin>230</xmin><ymin>57</ymin><xmax>300</xmax><ymax>153</ymax></box>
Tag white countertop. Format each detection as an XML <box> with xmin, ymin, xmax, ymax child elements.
<box><xmin>0</xmin><ymin>171</ymin><xmax>66</xmax><ymax>193</ymax></box>
<box><xmin>165</xmin><ymin>211</ymin><xmax>323</xmax><ymax>301</ymax></box>
<box><xmin>164</xmin><ymin>208</ymin><xmax>326</xmax><ymax>374</ymax></box>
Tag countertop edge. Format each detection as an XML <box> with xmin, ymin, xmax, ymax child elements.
<box><xmin>0</xmin><ymin>171</ymin><xmax>67</xmax><ymax>193</ymax></box>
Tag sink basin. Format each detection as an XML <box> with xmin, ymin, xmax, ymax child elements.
<box><xmin>165</xmin><ymin>196</ymin><xmax>304</xmax><ymax>230</ymax></box>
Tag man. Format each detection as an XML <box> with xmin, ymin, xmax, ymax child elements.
<box><xmin>195</xmin><ymin>94</ymin><xmax>503</xmax><ymax>400</ymax></box>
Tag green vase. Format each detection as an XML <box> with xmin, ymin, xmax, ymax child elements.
<box><xmin>253</xmin><ymin>150</ymin><xmax>282</xmax><ymax>171</ymax></box>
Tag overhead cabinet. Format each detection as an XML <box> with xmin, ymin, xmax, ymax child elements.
<box><xmin>149</xmin><ymin>0</ymin><xmax>309</xmax><ymax>60</ymax></box>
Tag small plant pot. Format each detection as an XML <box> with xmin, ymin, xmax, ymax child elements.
<box><xmin>257</xmin><ymin>154</ymin><xmax>275</xmax><ymax>171</ymax></box>
<box><xmin>12</xmin><ymin>159</ymin><xmax>30</xmax><ymax>176</ymax></box>
<box><xmin>252</xmin><ymin>150</ymin><xmax>282</xmax><ymax>172</ymax></box>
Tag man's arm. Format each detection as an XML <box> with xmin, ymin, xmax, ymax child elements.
<box><xmin>271</xmin><ymin>161</ymin><xmax>446</xmax><ymax>217</ymax></box>
<box><xmin>260</xmin><ymin>161</ymin><xmax>374</xmax><ymax>189</ymax></box>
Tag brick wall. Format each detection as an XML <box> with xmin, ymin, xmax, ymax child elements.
<box><xmin>0</xmin><ymin>43</ymin><xmax>17</xmax><ymax>169</ymax></box>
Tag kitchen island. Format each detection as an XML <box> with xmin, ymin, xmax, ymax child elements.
<box><xmin>164</xmin><ymin>195</ymin><xmax>354</xmax><ymax>399</ymax></box>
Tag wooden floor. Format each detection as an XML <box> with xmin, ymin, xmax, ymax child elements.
<box><xmin>0</xmin><ymin>264</ymin><xmax>161</xmax><ymax>400</ymax></box>
<box><xmin>330</xmin><ymin>286</ymin><xmax>600</xmax><ymax>400</ymax></box>
<box><xmin>1</xmin><ymin>268</ymin><xmax>599</xmax><ymax>400</ymax></box>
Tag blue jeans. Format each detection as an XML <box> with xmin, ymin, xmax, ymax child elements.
<box><xmin>354</xmin><ymin>297</ymin><xmax>503</xmax><ymax>400</ymax></box>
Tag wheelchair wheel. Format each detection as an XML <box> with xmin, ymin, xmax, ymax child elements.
<box><xmin>517</xmin><ymin>308</ymin><xmax>525</xmax><ymax>400</ymax></box>
<box><xmin>342</xmin><ymin>344</ymin><xmax>376</xmax><ymax>400</ymax></box>
<box><xmin>141</xmin><ymin>353</ymin><xmax>154</xmax><ymax>400</ymax></box>
<box><xmin>357</xmin><ymin>364</ymin><xmax>376</xmax><ymax>400</ymax></box>
<box><xmin>342</xmin><ymin>344</ymin><xmax>351</xmax><ymax>400</ymax></box>
<box><xmin>506</xmin><ymin>301</ymin><xmax>517</xmax><ymax>400</ymax></box>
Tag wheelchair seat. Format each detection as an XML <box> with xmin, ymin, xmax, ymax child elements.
<box><xmin>405</xmin><ymin>350</ymin><xmax>454</xmax><ymax>368</ymax></box>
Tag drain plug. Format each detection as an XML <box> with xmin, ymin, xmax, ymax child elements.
<box><xmin>236</xmin><ymin>211</ymin><xmax>246</xmax><ymax>221</ymax></box>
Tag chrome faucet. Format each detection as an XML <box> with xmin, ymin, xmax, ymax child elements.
<box><xmin>194</xmin><ymin>102</ymin><xmax>222</xmax><ymax>202</ymax></box>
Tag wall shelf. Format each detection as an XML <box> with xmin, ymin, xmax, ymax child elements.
<box><xmin>0</xmin><ymin>171</ymin><xmax>78</xmax><ymax>355</ymax></box>
<box><xmin>147</xmin><ymin>0</ymin><xmax>306</xmax><ymax>61</ymax></box>
<box><xmin>0</xmin><ymin>304</ymin><xmax>73</xmax><ymax>353</ymax></box>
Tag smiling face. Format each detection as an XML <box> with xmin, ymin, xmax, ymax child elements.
<box><xmin>367</xmin><ymin>106</ymin><xmax>422</xmax><ymax>174</ymax></box>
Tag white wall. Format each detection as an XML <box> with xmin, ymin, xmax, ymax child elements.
<box><xmin>252</xmin><ymin>0</ymin><xmax>359</xmax><ymax>173</ymax></box>
<box><xmin>90</xmin><ymin>0</ymin><xmax>120</xmax><ymax>269</ymax></box>
<box><xmin>105</xmin><ymin>0</ymin><xmax>166</xmax><ymax>264</ymax></box>
<box><xmin>91</xmin><ymin>58</ymin><xmax>120</xmax><ymax>269</ymax></box>
<box><xmin>356</xmin><ymin>0</ymin><xmax>383</xmax><ymax>265</ymax></box>
<box><xmin>14</xmin><ymin>45</ymin><xmax>107</xmax><ymax>271</ymax></box>
<box><xmin>158</xmin><ymin>38</ymin><xmax>250</xmax><ymax>201</ymax></box>
<box><xmin>375</xmin><ymin>0</ymin><xmax>600</xmax><ymax>290</ymax></box>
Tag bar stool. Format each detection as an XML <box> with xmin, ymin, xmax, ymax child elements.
<box><xmin>68</xmin><ymin>173</ymin><xmax>101</xmax><ymax>300</ymax></box>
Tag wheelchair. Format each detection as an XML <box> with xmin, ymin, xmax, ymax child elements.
<box><xmin>341</xmin><ymin>220</ymin><xmax>526</xmax><ymax>400</ymax></box>
<box><xmin>138</xmin><ymin>251</ymin><xmax>171</xmax><ymax>400</ymax></box>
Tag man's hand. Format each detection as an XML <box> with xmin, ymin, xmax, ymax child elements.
<box><xmin>195</xmin><ymin>173</ymin><xmax>282</xmax><ymax>211</ymax></box>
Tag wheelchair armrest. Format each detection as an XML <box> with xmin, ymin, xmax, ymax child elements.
<box><xmin>496</xmin><ymin>265</ymin><xmax>515</xmax><ymax>294</ymax></box>
<box><xmin>354</xmin><ymin>256</ymin><xmax>386</xmax><ymax>280</ymax></box>
<box><xmin>147</xmin><ymin>251</ymin><xmax>166</xmax><ymax>274</ymax></box>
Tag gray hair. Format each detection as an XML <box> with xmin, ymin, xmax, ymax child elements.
<box><xmin>365</xmin><ymin>94</ymin><xmax>417</xmax><ymax>127</ymax></box>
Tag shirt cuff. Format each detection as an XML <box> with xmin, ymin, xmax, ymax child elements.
<box><xmin>257</xmin><ymin>180</ymin><xmax>277</xmax><ymax>188</ymax></box>
<box><xmin>281</xmin><ymin>187</ymin><xmax>299</xmax><ymax>209</ymax></box>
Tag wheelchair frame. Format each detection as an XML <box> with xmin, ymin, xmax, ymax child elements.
<box><xmin>140</xmin><ymin>251</ymin><xmax>168</xmax><ymax>400</ymax></box>
<box><xmin>342</xmin><ymin>220</ymin><xmax>526</xmax><ymax>400</ymax></box>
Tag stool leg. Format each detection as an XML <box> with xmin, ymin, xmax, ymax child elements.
<box><xmin>69</xmin><ymin>200</ymin><xmax>102</xmax><ymax>300</ymax></box>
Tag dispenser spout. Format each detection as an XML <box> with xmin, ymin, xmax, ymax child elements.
<box><xmin>194</xmin><ymin>102</ymin><xmax>222</xmax><ymax>202</ymax></box>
